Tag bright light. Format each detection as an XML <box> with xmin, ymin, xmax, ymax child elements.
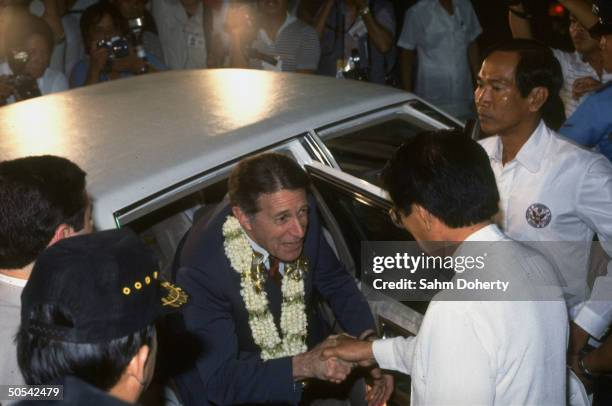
<box><xmin>208</xmin><ymin>69</ymin><xmax>275</xmax><ymax>128</ymax></box>
<box><xmin>0</xmin><ymin>96</ymin><xmax>74</xmax><ymax>157</ymax></box>
<box><xmin>549</xmin><ymin>3</ymin><xmax>565</xmax><ymax>17</ymax></box>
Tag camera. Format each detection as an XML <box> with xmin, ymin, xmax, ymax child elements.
<box><xmin>4</xmin><ymin>50</ymin><xmax>41</xmax><ymax>101</ymax></box>
<box><xmin>96</xmin><ymin>36</ymin><xmax>130</xmax><ymax>60</ymax></box>
<box><xmin>339</xmin><ymin>49</ymin><xmax>370</xmax><ymax>82</ymax></box>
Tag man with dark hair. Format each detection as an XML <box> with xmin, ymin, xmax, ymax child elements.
<box><xmin>172</xmin><ymin>152</ymin><xmax>392</xmax><ymax>406</ymax></box>
<box><xmin>15</xmin><ymin>228</ymin><xmax>187</xmax><ymax>405</ymax></box>
<box><xmin>560</xmin><ymin>0</ymin><xmax>612</xmax><ymax>162</ymax></box>
<box><xmin>0</xmin><ymin>155</ymin><xmax>91</xmax><ymax>386</ymax></box>
<box><xmin>508</xmin><ymin>0</ymin><xmax>610</xmax><ymax>118</ymax></box>
<box><xmin>70</xmin><ymin>2</ymin><xmax>165</xmax><ymax>88</ymax></box>
<box><xmin>475</xmin><ymin>38</ymin><xmax>612</xmax><ymax>384</ymax></box>
<box><xmin>323</xmin><ymin>130</ymin><xmax>568</xmax><ymax>404</ymax></box>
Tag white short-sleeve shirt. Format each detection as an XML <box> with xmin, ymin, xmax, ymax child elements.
<box><xmin>398</xmin><ymin>0</ymin><xmax>481</xmax><ymax>118</ymax></box>
<box><xmin>552</xmin><ymin>48</ymin><xmax>612</xmax><ymax>118</ymax></box>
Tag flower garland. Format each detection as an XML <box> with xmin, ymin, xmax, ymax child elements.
<box><xmin>222</xmin><ymin>215</ymin><xmax>308</xmax><ymax>360</ymax></box>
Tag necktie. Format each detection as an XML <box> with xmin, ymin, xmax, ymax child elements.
<box><xmin>268</xmin><ymin>257</ymin><xmax>282</xmax><ymax>286</ymax></box>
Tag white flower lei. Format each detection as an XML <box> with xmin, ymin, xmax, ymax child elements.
<box><xmin>222</xmin><ymin>215</ymin><xmax>308</xmax><ymax>360</ymax></box>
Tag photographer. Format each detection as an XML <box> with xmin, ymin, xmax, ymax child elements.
<box><xmin>313</xmin><ymin>0</ymin><xmax>396</xmax><ymax>84</ymax></box>
<box><xmin>70</xmin><ymin>2</ymin><xmax>165</xmax><ymax>88</ymax></box>
<box><xmin>0</xmin><ymin>12</ymin><xmax>67</xmax><ymax>105</ymax></box>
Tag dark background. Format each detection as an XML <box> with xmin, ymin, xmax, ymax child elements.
<box><xmin>298</xmin><ymin>0</ymin><xmax>575</xmax><ymax>52</ymax></box>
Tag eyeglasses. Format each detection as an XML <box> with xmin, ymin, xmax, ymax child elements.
<box><xmin>388</xmin><ymin>207</ymin><xmax>404</xmax><ymax>229</ymax></box>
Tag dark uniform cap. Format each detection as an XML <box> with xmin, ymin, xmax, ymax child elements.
<box><xmin>590</xmin><ymin>0</ymin><xmax>612</xmax><ymax>36</ymax></box>
<box><xmin>20</xmin><ymin>228</ymin><xmax>188</xmax><ymax>343</ymax></box>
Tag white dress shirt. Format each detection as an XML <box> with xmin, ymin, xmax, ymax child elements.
<box><xmin>372</xmin><ymin>225</ymin><xmax>567</xmax><ymax>405</ymax></box>
<box><xmin>0</xmin><ymin>274</ymin><xmax>26</xmax><ymax>387</ymax></box>
<box><xmin>552</xmin><ymin>49</ymin><xmax>612</xmax><ymax>118</ymax></box>
<box><xmin>397</xmin><ymin>0</ymin><xmax>481</xmax><ymax>119</ymax></box>
<box><xmin>152</xmin><ymin>0</ymin><xmax>207</xmax><ymax>70</ymax></box>
<box><xmin>479</xmin><ymin>121</ymin><xmax>612</xmax><ymax>339</ymax></box>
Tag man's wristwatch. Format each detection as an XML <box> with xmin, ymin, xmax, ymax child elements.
<box><xmin>359</xmin><ymin>6</ymin><xmax>371</xmax><ymax>17</ymax></box>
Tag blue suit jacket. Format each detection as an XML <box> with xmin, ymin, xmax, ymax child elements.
<box><xmin>172</xmin><ymin>198</ymin><xmax>376</xmax><ymax>405</ymax></box>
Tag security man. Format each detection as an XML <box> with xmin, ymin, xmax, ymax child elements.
<box><xmin>474</xmin><ymin>38</ymin><xmax>612</xmax><ymax>389</ymax></box>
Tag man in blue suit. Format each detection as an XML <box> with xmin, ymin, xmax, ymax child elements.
<box><xmin>172</xmin><ymin>152</ymin><xmax>392</xmax><ymax>405</ymax></box>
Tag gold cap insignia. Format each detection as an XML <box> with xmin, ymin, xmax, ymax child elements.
<box><xmin>160</xmin><ymin>281</ymin><xmax>188</xmax><ymax>308</ymax></box>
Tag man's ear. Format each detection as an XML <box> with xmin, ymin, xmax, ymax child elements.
<box><xmin>48</xmin><ymin>224</ymin><xmax>76</xmax><ymax>246</ymax></box>
<box><xmin>527</xmin><ymin>86</ymin><xmax>549</xmax><ymax>113</ymax></box>
<box><xmin>126</xmin><ymin>344</ymin><xmax>150</xmax><ymax>387</ymax></box>
<box><xmin>232</xmin><ymin>206</ymin><xmax>253</xmax><ymax>232</ymax></box>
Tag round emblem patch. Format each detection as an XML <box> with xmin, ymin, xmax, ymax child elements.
<box><xmin>525</xmin><ymin>203</ymin><xmax>552</xmax><ymax>228</ymax></box>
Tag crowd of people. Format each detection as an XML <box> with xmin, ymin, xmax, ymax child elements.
<box><xmin>1</xmin><ymin>0</ymin><xmax>612</xmax><ymax>405</ymax></box>
<box><xmin>0</xmin><ymin>1</ymin><xmax>605</xmax><ymax>119</ymax></box>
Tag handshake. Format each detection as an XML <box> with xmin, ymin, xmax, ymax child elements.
<box><xmin>292</xmin><ymin>333</ymin><xmax>393</xmax><ymax>406</ymax></box>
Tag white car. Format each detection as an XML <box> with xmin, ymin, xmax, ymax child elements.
<box><xmin>0</xmin><ymin>68</ymin><xmax>460</xmax><ymax>354</ymax></box>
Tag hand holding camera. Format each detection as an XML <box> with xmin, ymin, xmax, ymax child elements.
<box><xmin>89</xmin><ymin>40</ymin><xmax>111</xmax><ymax>73</ymax></box>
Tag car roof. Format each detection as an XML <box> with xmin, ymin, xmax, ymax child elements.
<box><xmin>0</xmin><ymin>69</ymin><xmax>412</xmax><ymax>227</ymax></box>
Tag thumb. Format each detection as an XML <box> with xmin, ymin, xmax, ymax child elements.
<box><xmin>321</xmin><ymin>347</ymin><xmax>338</xmax><ymax>360</ymax></box>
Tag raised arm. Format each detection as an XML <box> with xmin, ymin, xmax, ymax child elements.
<box><xmin>508</xmin><ymin>2</ymin><xmax>534</xmax><ymax>39</ymax></box>
<box><xmin>355</xmin><ymin>0</ymin><xmax>393</xmax><ymax>54</ymax></box>
<box><xmin>558</xmin><ymin>0</ymin><xmax>598</xmax><ymax>30</ymax></box>
<box><xmin>314</xmin><ymin>0</ymin><xmax>335</xmax><ymax>38</ymax></box>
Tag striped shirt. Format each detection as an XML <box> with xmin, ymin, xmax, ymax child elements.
<box><xmin>250</xmin><ymin>16</ymin><xmax>320</xmax><ymax>72</ymax></box>
<box><xmin>553</xmin><ymin>49</ymin><xmax>612</xmax><ymax>118</ymax></box>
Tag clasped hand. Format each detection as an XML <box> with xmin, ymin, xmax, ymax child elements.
<box><xmin>320</xmin><ymin>334</ymin><xmax>394</xmax><ymax>406</ymax></box>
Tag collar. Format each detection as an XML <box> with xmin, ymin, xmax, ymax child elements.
<box><xmin>246</xmin><ymin>233</ymin><xmax>270</xmax><ymax>264</ymax></box>
<box><xmin>490</xmin><ymin>120</ymin><xmax>548</xmax><ymax>173</ymax></box>
<box><xmin>258</xmin><ymin>13</ymin><xmax>295</xmax><ymax>46</ymax></box>
<box><xmin>245</xmin><ymin>231</ymin><xmax>286</xmax><ymax>274</ymax></box>
<box><xmin>463</xmin><ymin>224</ymin><xmax>506</xmax><ymax>243</ymax></box>
<box><xmin>0</xmin><ymin>272</ymin><xmax>27</xmax><ymax>288</ymax></box>
<box><xmin>453</xmin><ymin>224</ymin><xmax>506</xmax><ymax>259</ymax></box>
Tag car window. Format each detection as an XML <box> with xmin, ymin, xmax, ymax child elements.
<box><xmin>308</xmin><ymin>165</ymin><xmax>434</xmax><ymax>316</ymax></box>
<box><xmin>321</xmin><ymin>117</ymin><xmax>435</xmax><ymax>186</ymax></box>
<box><xmin>120</xmin><ymin>144</ymin><xmax>311</xmax><ymax>280</ymax></box>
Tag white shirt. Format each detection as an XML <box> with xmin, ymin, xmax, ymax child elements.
<box><xmin>0</xmin><ymin>62</ymin><xmax>68</xmax><ymax>104</ymax></box>
<box><xmin>553</xmin><ymin>49</ymin><xmax>612</xmax><ymax>118</ymax></box>
<box><xmin>372</xmin><ymin>225</ymin><xmax>567</xmax><ymax>405</ymax></box>
<box><xmin>479</xmin><ymin>121</ymin><xmax>612</xmax><ymax>339</ymax></box>
<box><xmin>397</xmin><ymin>0</ymin><xmax>481</xmax><ymax>118</ymax></box>
<box><xmin>152</xmin><ymin>0</ymin><xmax>207</xmax><ymax>70</ymax></box>
<box><xmin>0</xmin><ymin>275</ymin><xmax>26</xmax><ymax>387</ymax></box>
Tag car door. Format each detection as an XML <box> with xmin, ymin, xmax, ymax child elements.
<box><xmin>305</xmin><ymin>162</ymin><xmax>428</xmax><ymax>328</ymax></box>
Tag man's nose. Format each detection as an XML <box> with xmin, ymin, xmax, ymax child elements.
<box><xmin>289</xmin><ymin>217</ymin><xmax>306</xmax><ymax>238</ymax></box>
<box><xmin>475</xmin><ymin>86</ymin><xmax>489</xmax><ymax>106</ymax></box>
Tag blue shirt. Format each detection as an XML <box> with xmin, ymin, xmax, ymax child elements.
<box><xmin>560</xmin><ymin>82</ymin><xmax>612</xmax><ymax>162</ymax></box>
<box><xmin>69</xmin><ymin>52</ymin><xmax>167</xmax><ymax>88</ymax></box>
